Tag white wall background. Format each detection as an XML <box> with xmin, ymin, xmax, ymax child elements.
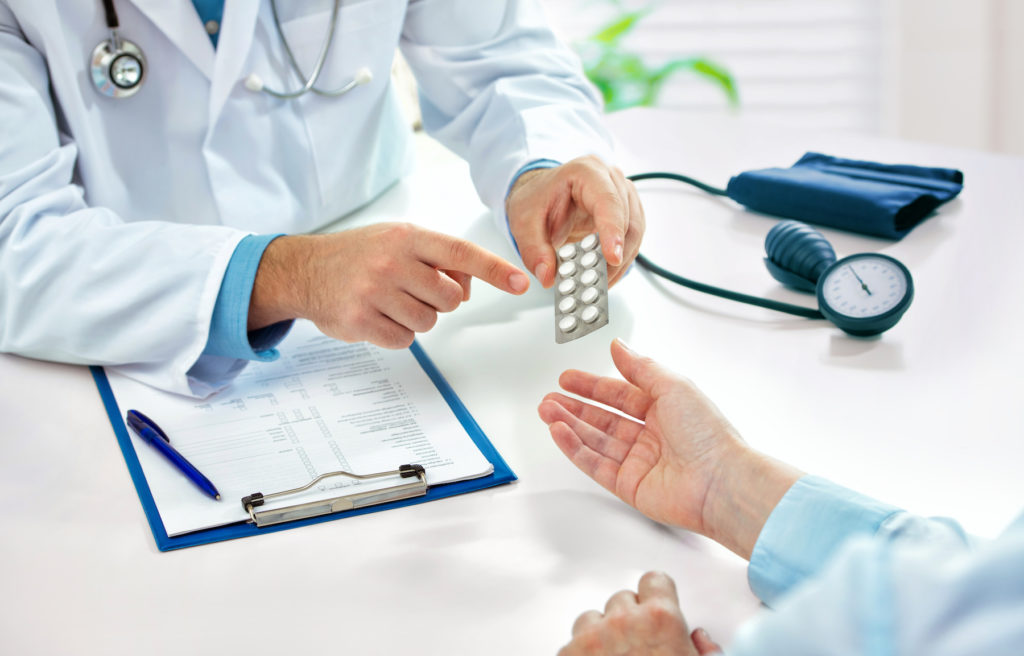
<box><xmin>884</xmin><ymin>0</ymin><xmax>1024</xmax><ymax>154</ymax></box>
<box><xmin>540</xmin><ymin>0</ymin><xmax>1024</xmax><ymax>155</ymax></box>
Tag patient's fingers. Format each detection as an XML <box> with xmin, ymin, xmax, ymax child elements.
<box><xmin>539</xmin><ymin>397</ymin><xmax>635</xmax><ymax>464</ymax></box>
<box><xmin>542</xmin><ymin>392</ymin><xmax>645</xmax><ymax>444</ymax></box>
<box><xmin>558</xmin><ymin>369</ymin><xmax>653</xmax><ymax>420</ymax></box>
<box><xmin>541</xmin><ymin>401</ymin><xmax>625</xmax><ymax>494</ymax></box>
<box><xmin>547</xmin><ymin>421</ymin><xmax>623</xmax><ymax>494</ymax></box>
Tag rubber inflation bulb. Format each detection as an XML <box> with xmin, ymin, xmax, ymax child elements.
<box><xmin>764</xmin><ymin>220</ymin><xmax>837</xmax><ymax>292</ymax></box>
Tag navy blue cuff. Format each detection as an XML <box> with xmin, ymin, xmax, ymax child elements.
<box><xmin>203</xmin><ymin>233</ymin><xmax>293</xmax><ymax>362</ymax></box>
<box><xmin>505</xmin><ymin>158</ymin><xmax>561</xmax><ymax>258</ymax></box>
<box><xmin>726</xmin><ymin>152</ymin><xmax>964</xmax><ymax>240</ymax></box>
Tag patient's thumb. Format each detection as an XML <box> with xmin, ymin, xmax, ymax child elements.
<box><xmin>611</xmin><ymin>338</ymin><xmax>671</xmax><ymax>393</ymax></box>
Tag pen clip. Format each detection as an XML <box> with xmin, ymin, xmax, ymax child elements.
<box><xmin>126</xmin><ymin>409</ymin><xmax>171</xmax><ymax>443</ymax></box>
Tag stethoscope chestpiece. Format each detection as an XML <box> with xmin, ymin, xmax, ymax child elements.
<box><xmin>91</xmin><ymin>30</ymin><xmax>146</xmax><ymax>98</ymax></box>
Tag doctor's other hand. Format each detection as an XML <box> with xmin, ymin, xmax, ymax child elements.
<box><xmin>248</xmin><ymin>223</ymin><xmax>530</xmax><ymax>349</ymax></box>
<box><xmin>506</xmin><ymin>156</ymin><xmax>644</xmax><ymax>289</ymax></box>
<box><xmin>560</xmin><ymin>571</ymin><xmax>722</xmax><ymax>656</ymax></box>
<box><xmin>538</xmin><ymin>339</ymin><xmax>801</xmax><ymax>559</ymax></box>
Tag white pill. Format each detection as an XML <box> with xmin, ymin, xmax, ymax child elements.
<box><xmin>581</xmin><ymin>252</ymin><xmax>599</xmax><ymax>268</ymax></box>
<box><xmin>580</xmin><ymin>269</ymin><xmax>599</xmax><ymax>286</ymax></box>
<box><xmin>558</xmin><ymin>278</ymin><xmax>576</xmax><ymax>294</ymax></box>
<box><xmin>558</xmin><ymin>316</ymin><xmax>578</xmax><ymax>333</ymax></box>
<box><xmin>581</xmin><ymin>234</ymin><xmax>599</xmax><ymax>251</ymax></box>
<box><xmin>558</xmin><ymin>261</ymin><xmax>577</xmax><ymax>277</ymax></box>
<box><xmin>558</xmin><ymin>244</ymin><xmax>577</xmax><ymax>260</ymax></box>
<box><xmin>558</xmin><ymin>296</ymin><xmax>577</xmax><ymax>313</ymax></box>
<box><xmin>581</xmin><ymin>306</ymin><xmax>600</xmax><ymax>323</ymax></box>
<box><xmin>581</xmin><ymin>286</ymin><xmax>599</xmax><ymax>304</ymax></box>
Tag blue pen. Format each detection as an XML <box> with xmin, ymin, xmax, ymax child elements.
<box><xmin>126</xmin><ymin>409</ymin><xmax>221</xmax><ymax>501</ymax></box>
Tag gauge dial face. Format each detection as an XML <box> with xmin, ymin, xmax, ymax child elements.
<box><xmin>819</xmin><ymin>254</ymin><xmax>909</xmax><ymax>318</ymax></box>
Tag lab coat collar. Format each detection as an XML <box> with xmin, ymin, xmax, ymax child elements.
<box><xmin>209</xmin><ymin>1</ymin><xmax>260</xmax><ymax>123</ymax></box>
<box><xmin>127</xmin><ymin>0</ymin><xmax>215</xmax><ymax>82</ymax></box>
<box><xmin>127</xmin><ymin>0</ymin><xmax>259</xmax><ymax>124</ymax></box>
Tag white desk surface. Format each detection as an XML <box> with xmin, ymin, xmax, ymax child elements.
<box><xmin>2</xmin><ymin>108</ymin><xmax>1022</xmax><ymax>654</ymax></box>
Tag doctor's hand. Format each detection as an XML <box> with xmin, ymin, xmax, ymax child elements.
<box><xmin>560</xmin><ymin>571</ymin><xmax>722</xmax><ymax>656</ymax></box>
<box><xmin>506</xmin><ymin>156</ymin><xmax>644</xmax><ymax>289</ymax></box>
<box><xmin>538</xmin><ymin>339</ymin><xmax>802</xmax><ymax>560</ymax></box>
<box><xmin>248</xmin><ymin>223</ymin><xmax>530</xmax><ymax>349</ymax></box>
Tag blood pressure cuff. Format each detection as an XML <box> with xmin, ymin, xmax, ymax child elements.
<box><xmin>725</xmin><ymin>152</ymin><xmax>964</xmax><ymax>240</ymax></box>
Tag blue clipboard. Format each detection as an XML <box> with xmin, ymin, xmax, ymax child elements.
<box><xmin>91</xmin><ymin>340</ymin><xmax>517</xmax><ymax>552</ymax></box>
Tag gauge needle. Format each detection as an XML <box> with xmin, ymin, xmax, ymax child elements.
<box><xmin>847</xmin><ymin>265</ymin><xmax>873</xmax><ymax>295</ymax></box>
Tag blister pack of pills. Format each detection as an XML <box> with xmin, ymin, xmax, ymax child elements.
<box><xmin>554</xmin><ymin>233</ymin><xmax>609</xmax><ymax>343</ymax></box>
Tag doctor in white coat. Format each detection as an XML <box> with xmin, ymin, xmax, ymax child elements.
<box><xmin>0</xmin><ymin>0</ymin><xmax>643</xmax><ymax>396</ymax></box>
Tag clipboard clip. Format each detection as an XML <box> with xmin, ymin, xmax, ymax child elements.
<box><xmin>241</xmin><ymin>464</ymin><xmax>428</xmax><ymax>528</ymax></box>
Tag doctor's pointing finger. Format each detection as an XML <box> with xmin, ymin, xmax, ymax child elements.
<box><xmin>248</xmin><ymin>224</ymin><xmax>530</xmax><ymax>350</ymax></box>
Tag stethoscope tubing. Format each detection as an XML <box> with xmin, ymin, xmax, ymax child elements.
<box><xmin>264</xmin><ymin>0</ymin><xmax>349</xmax><ymax>99</ymax></box>
<box><xmin>101</xmin><ymin>0</ymin><xmax>119</xmax><ymax>31</ymax></box>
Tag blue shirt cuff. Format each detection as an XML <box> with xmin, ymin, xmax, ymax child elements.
<box><xmin>505</xmin><ymin>158</ymin><xmax>561</xmax><ymax>258</ymax></box>
<box><xmin>747</xmin><ymin>475</ymin><xmax>902</xmax><ymax>607</ymax></box>
<box><xmin>204</xmin><ymin>233</ymin><xmax>293</xmax><ymax>362</ymax></box>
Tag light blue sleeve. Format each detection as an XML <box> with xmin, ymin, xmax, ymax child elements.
<box><xmin>747</xmin><ymin>475</ymin><xmax>902</xmax><ymax>605</ymax></box>
<box><xmin>185</xmin><ymin>234</ymin><xmax>293</xmax><ymax>394</ymax></box>
<box><xmin>726</xmin><ymin>477</ymin><xmax>1024</xmax><ymax>655</ymax></box>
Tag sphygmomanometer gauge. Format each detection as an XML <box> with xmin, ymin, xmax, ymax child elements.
<box><xmin>816</xmin><ymin>253</ymin><xmax>914</xmax><ymax>337</ymax></box>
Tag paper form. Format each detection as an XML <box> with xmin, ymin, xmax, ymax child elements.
<box><xmin>106</xmin><ymin>321</ymin><xmax>493</xmax><ymax>536</ymax></box>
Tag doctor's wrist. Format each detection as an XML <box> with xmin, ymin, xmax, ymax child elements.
<box><xmin>248</xmin><ymin>234</ymin><xmax>312</xmax><ymax>331</ymax></box>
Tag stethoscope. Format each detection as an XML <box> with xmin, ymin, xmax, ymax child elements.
<box><xmin>91</xmin><ymin>0</ymin><xmax>146</xmax><ymax>98</ymax></box>
<box><xmin>91</xmin><ymin>0</ymin><xmax>373</xmax><ymax>100</ymax></box>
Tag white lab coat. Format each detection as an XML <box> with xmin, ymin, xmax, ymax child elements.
<box><xmin>0</xmin><ymin>0</ymin><xmax>613</xmax><ymax>396</ymax></box>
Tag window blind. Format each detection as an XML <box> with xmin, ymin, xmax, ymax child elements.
<box><xmin>543</xmin><ymin>0</ymin><xmax>884</xmax><ymax>133</ymax></box>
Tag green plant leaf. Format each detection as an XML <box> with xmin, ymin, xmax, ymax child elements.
<box><xmin>690</xmin><ymin>58</ymin><xmax>740</xmax><ymax>106</ymax></box>
<box><xmin>590</xmin><ymin>10</ymin><xmax>649</xmax><ymax>45</ymax></box>
<box><xmin>577</xmin><ymin>4</ymin><xmax>740</xmax><ymax>112</ymax></box>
